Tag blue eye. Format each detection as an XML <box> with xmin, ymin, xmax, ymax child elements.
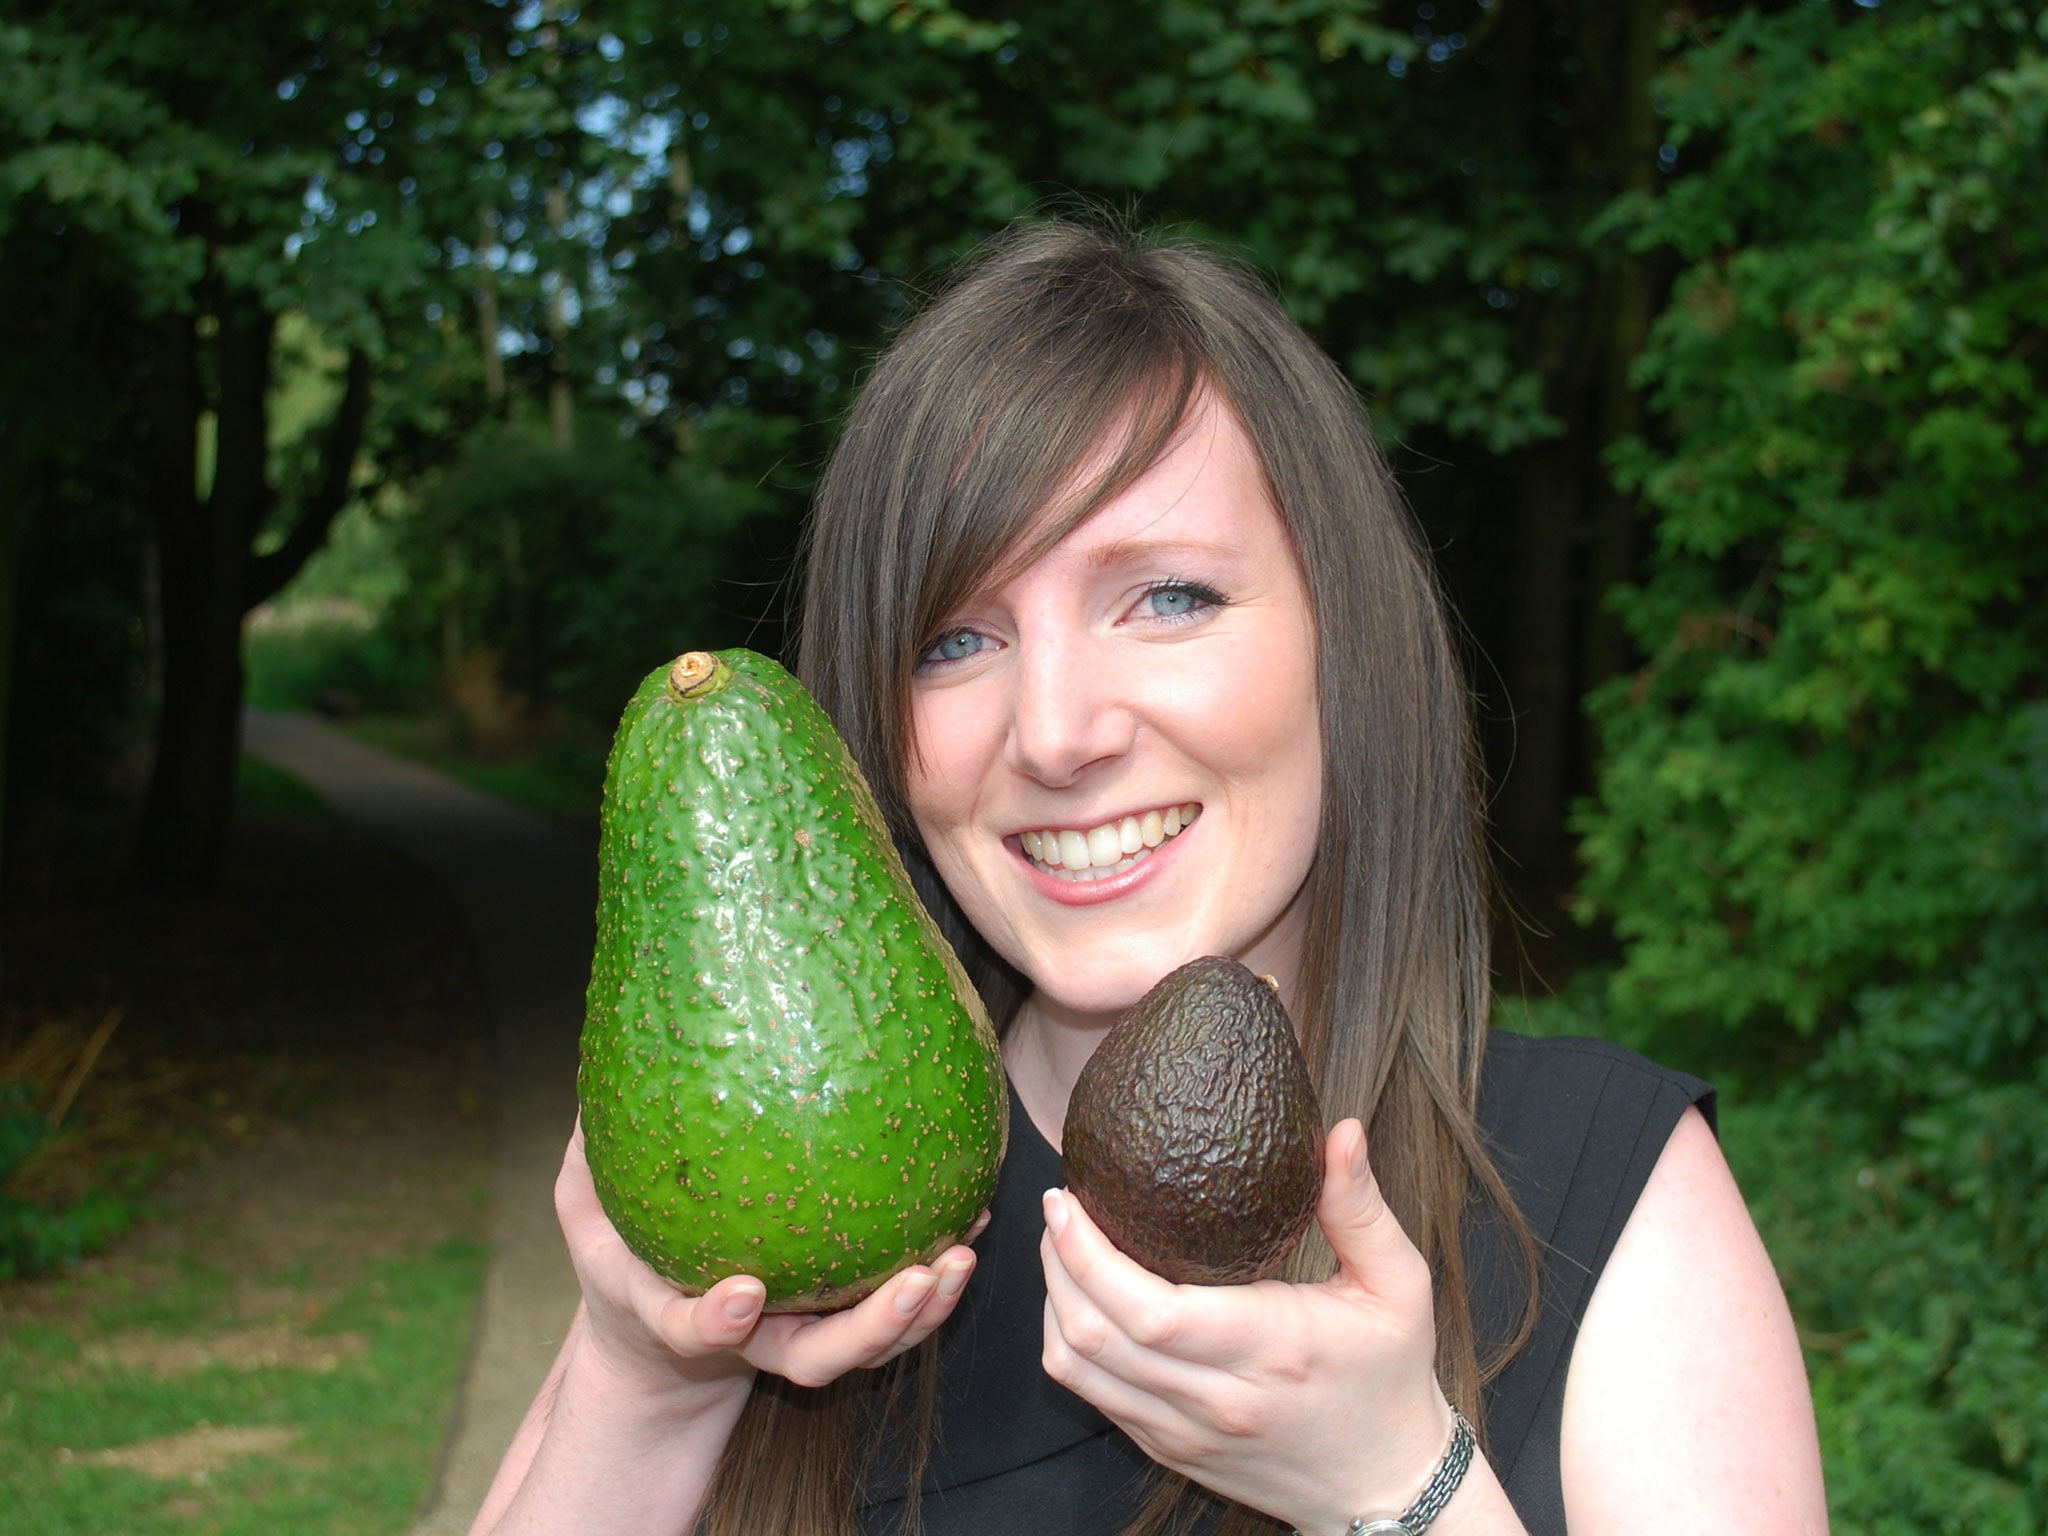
<box><xmin>917</xmin><ymin>628</ymin><xmax>993</xmax><ymax>671</ymax></box>
<box><xmin>1142</xmin><ymin>581</ymin><xmax>1227</xmax><ymax>622</ymax></box>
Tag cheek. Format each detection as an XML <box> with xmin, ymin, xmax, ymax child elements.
<box><xmin>905</xmin><ymin>694</ymin><xmax>986</xmax><ymax>848</ymax></box>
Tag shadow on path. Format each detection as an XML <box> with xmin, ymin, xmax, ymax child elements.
<box><xmin>243</xmin><ymin>710</ymin><xmax>590</xmax><ymax>1535</ymax></box>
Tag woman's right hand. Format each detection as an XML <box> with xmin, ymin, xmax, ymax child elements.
<box><xmin>555</xmin><ymin>1115</ymin><xmax>985</xmax><ymax>1401</ymax></box>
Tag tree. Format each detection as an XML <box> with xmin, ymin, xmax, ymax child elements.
<box><xmin>1572</xmin><ymin>5</ymin><xmax>2046</xmax><ymax>1522</ymax></box>
<box><xmin>1</xmin><ymin>1</ymin><xmax>580</xmax><ymax>891</ymax></box>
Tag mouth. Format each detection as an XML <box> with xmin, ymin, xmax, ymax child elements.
<box><xmin>1016</xmin><ymin>803</ymin><xmax>1203</xmax><ymax>884</ymax></box>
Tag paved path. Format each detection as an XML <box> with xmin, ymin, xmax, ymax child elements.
<box><xmin>242</xmin><ymin>711</ymin><xmax>590</xmax><ymax>1535</ymax></box>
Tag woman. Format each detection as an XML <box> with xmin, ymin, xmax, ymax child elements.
<box><xmin>472</xmin><ymin>222</ymin><xmax>1827</xmax><ymax>1536</ymax></box>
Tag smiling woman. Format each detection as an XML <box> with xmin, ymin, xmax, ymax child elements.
<box><xmin>903</xmin><ymin>391</ymin><xmax>1323</xmax><ymax>1029</ymax></box>
<box><xmin>470</xmin><ymin>221</ymin><xmax>1827</xmax><ymax>1536</ymax></box>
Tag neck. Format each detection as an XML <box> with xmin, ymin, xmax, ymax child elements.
<box><xmin>1001</xmin><ymin>992</ymin><xmax>1118</xmax><ymax>1153</ymax></box>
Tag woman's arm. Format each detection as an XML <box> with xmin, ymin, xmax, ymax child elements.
<box><xmin>1560</xmin><ymin>1107</ymin><xmax>1828</xmax><ymax>1533</ymax></box>
<box><xmin>468</xmin><ymin>1118</ymin><xmax>984</xmax><ymax>1535</ymax></box>
<box><xmin>470</xmin><ymin>1300</ymin><xmax>755</xmax><ymax>1535</ymax></box>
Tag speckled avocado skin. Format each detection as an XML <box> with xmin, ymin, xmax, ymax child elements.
<box><xmin>1062</xmin><ymin>956</ymin><xmax>1322</xmax><ymax>1285</ymax></box>
<box><xmin>578</xmin><ymin>649</ymin><xmax>1008</xmax><ymax>1313</ymax></box>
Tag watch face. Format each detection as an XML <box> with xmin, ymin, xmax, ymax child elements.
<box><xmin>1353</xmin><ymin>1524</ymin><xmax>1413</xmax><ymax>1536</ymax></box>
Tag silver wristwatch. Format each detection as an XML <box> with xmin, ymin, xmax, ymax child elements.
<box><xmin>1296</xmin><ymin>1410</ymin><xmax>1476</xmax><ymax>1536</ymax></box>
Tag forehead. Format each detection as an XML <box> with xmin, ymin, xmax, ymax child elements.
<box><xmin>993</xmin><ymin>390</ymin><xmax>1284</xmax><ymax>588</ymax></box>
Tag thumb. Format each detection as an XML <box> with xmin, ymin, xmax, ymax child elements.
<box><xmin>1316</xmin><ymin>1119</ymin><xmax>1432</xmax><ymax>1307</ymax></box>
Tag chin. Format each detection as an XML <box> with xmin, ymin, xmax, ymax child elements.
<box><xmin>1031</xmin><ymin>950</ymin><xmax>1201</xmax><ymax>1021</ymax></box>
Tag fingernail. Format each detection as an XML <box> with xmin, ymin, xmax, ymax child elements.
<box><xmin>1348</xmin><ymin>1122</ymin><xmax>1372</xmax><ymax>1182</ymax></box>
<box><xmin>894</xmin><ymin>1270</ymin><xmax>937</xmax><ymax>1316</ymax></box>
<box><xmin>1042</xmin><ymin>1189</ymin><xmax>1069</xmax><ymax>1236</ymax></box>
<box><xmin>937</xmin><ymin>1256</ymin><xmax>971</xmax><ymax>1300</ymax></box>
<box><xmin>723</xmin><ymin>1284</ymin><xmax>763</xmax><ymax>1323</ymax></box>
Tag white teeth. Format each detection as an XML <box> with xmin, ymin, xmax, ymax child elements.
<box><xmin>1086</xmin><ymin>824</ymin><xmax>1121</xmax><ymax>866</ymax></box>
<box><xmin>1020</xmin><ymin>803</ymin><xmax>1202</xmax><ymax>876</ymax></box>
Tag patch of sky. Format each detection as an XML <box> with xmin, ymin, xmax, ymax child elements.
<box><xmin>828</xmin><ymin>138</ymin><xmax>874</xmax><ymax>199</ymax></box>
<box><xmin>599</xmin><ymin>33</ymin><xmax>625</xmax><ymax>62</ymax></box>
<box><xmin>722</xmin><ymin>226</ymin><xmax>753</xmax><ymax>256</ymax></box>
<box><xmin>578</xmin><ymin>93</ymin><xmax>629</xmax><ymax>138</ymax></box>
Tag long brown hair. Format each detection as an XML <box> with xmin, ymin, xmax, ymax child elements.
<box><xmin>702</xmin><ymin>218</ymin><xmax>1538</xmax><ymax>1536</ymax></box>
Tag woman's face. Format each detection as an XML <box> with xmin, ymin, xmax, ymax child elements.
<box><xmin>905</xmin><ymin>392</ymin><xmax>1323</xmax><ymax>1020</ymax></box>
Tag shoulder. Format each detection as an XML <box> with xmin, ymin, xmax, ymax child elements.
<box><xmin>1475</xmin><ymin>1029</ymin><xmax>1715</xmax><ymax>1258</ymax></box>
<box><xmin>1558</xmin><ymin>1108</ymin><xmax>1829</xmax><ymax>1532</ymax></box>
<box><xmin>1479</xmin><ymin>1028</ymin><xmax>1715</xmax><ymax>1135</ymax></box>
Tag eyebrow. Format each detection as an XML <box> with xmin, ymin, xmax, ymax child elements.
<box><xmin>1084</xmin><ymin>536</ymin><xmax>1249</xmax><ymax>571</ymax></box>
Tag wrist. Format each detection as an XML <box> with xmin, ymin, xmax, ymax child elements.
<box><xmin>562</xmin><ymin>1315</ymin><xmax>756</xmax><ymax>1432</ymax></box>
<box><xmin>1293</xmin><ymin>1396</ymin><xmax>1471</xmax><ymax>1536</ymax></box>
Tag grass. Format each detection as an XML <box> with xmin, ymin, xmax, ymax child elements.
<box><xmin>0</xmin><ymin>1239</ymin><xmax>485</xmax><ymax>1535</ymax></box>
<box><xmin>3</xmin><ymin>745</ymin><xmax>495</xmax><ymax>1535</ymax></box>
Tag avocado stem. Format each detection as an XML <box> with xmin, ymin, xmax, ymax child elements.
<box><xmin>668</xmin><ymin>652</ymin><xmax>720</xmax><ymax>699</ymax></box>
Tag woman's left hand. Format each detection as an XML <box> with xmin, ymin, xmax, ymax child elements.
<box><xmin>1040</xmin><ymin>1118</ymin><xmax>1457</xmax><ymax>1533</ymax></box>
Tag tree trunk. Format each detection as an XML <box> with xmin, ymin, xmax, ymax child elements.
<box><xmin>133</xmin><ymin>305</ymin><xmax>252</xmax><ymax>892</ymax></box>
<box><xmin>1578</xmin><ymin>0</ymin><xmax>1663</xmax><ymax>756</ymax></box>
<box><xmin>133</xmin><ymin>293</ymin><xmax>370</xmax><ymax>892</ymax></box>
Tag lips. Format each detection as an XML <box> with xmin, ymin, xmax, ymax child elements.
<box><xmin>1017</xmin><ymin>803</ymin><xmax>1202</xmax><ymax>883</ymax></box>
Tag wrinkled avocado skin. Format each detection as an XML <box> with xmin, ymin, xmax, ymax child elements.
<box><xmin>1063</xmin><ymin>956</ymin><xmax>1322</xmax><ymax>1285</ymax></box>
<box><xmin>578</xmin><ymin>650</ymin><xmax>1008</xmax><ymax>1313</ymax></box>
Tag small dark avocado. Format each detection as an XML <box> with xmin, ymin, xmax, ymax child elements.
<box><xmin>1061</xmin><ymin>956</ymin><xmax>1323</xmax><ymax>1285</ymax></box>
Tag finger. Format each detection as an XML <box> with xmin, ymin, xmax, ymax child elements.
<box><xmin>1042</xmin><ymin>1189</ymin><xmax>1256</xmax><ymax>1366</ymax></box>
<box><xmin>873</xmin><ymin>1247</ymin><xmax>978</xmax><ymax>1362</ymax></box>
<box><xmin>632</xmin><ymin>1268</ymin><xmax>766</xmax><ymax>1359</ymax></box>
<box><xmin>1039</xmin><ymin>1225</ymin><xmax>1225</xmax><ymax>1404</ymax></box>
<box><xmin>1317</xmin><ymin>1121</ymin><xmax>1431</xmax><ymax>1312</ymax></box>
<box><xmin>746</xmin><ymin>1261</ymin><xmax>957</xmax><ymax>1387</ymax></box>
<box><xmin>965</xmin><ymin>1207</ymin><xmax>994</xmax><ymax>1245</ymax></box>
<box><xmin>1039</xmin><ymin>1292</ymin><xmax>1177</xmax><ymax>1438</ymax></box>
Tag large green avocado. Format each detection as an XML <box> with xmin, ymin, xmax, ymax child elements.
<box><xmin>578</xmin><ymin>649</ymin><xmax>1008</xmax><ymax>1313</ymax></box>
<box><xmin>1062</xmin><ymin>956</ymin><xmax>1322</xmax><ymax>1285</ymax></box>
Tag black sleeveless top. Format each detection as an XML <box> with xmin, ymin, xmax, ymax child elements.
<box><xmin>860</xmin><ymin>1031</ymin><xmax>1713</xmax><ymax>1535</ymax></box>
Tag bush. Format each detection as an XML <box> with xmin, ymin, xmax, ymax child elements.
<box><xmin>1558</xmin><ymin>8</ymin><xmax>2048</xmax><ymax>1529</ymax></box>
<box><xmin>0</xmin><ymin>1081</ymin><xmax>138</xmax><ymax>1280</ymax></box>
<box><xmin>393</xmin><ymin>413</ymin><xmax>777</xmax><ymax>730</ymax></box>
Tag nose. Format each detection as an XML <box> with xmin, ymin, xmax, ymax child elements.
<box><xmin>1005</xmin><ymin>632</ymin><xmax>1137</xmax><ymax>788</ymax></box>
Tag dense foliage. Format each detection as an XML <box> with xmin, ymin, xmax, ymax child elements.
<box><xmin>1567</xmin><ymin>4</ymin><xmax>2047</xmax><ymax>1526</ymax></box>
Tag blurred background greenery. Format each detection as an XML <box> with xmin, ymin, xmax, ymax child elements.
<box><xmin>1</xmin><ymin>1</ymin><xmax>2042</xmax><ymax>1530</ymax></box>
